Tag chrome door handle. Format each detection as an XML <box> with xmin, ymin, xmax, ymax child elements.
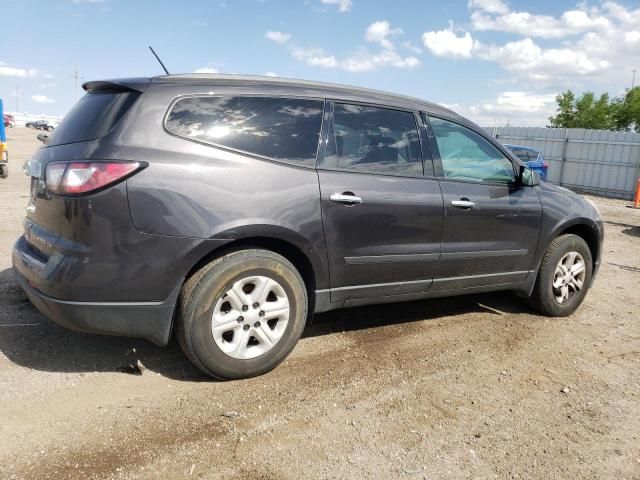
<box><xmin>330</xmin><ymin>193</ymin><xmax>363</xmax><ymax>204</ymax></box>
<box><xmin>451</xmin><ymin>200</ymin><xmax>475</xmax><ymax>209</ymax></box>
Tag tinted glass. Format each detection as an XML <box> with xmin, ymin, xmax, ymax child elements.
<box><xmin>48</xmin><ymin>90</ymin><xmax>140</xmax><ymax>147</ymax></box>
<box><xmin>322</xmin><ymin>103</ymin><xmax>422</xmax><ymax>176</ymax></box>
<box><xmin>166</xmin><ymin>96</ymin><xmax>324</xmax><ymax>165</ymax></box>
<box><xmin>506</xmin><ymin>147</ymin><xmax>531</xmax><ymax>163</ymax></box>
<box><xmin>429</xmin><ymin>117</ymin><xmax>515</xmax><ymax>183</ymax></box>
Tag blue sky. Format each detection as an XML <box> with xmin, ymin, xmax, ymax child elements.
<box><xmin>1</xmin><ymin>0</ymin><xmax>639</xmax><ymax>126</ymax></box>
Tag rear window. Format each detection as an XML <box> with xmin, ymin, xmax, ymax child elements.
<box><xmin>47</xmin><ymin>90</ymin><xmax>140</xmax><ymax>147</ymax></box>
<box><xmin>165</xmin><ymin>96</ymin><xmax>324</xmax><ymax>166</ymax></box>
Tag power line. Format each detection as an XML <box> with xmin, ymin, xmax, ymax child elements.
<box><xmin>70</xmin><ymin>66</ymin><xmax>84</xmax><ymax>103</ymax></box>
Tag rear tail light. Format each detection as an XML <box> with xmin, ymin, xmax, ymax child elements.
<box><xmin>45</xmin><ymin>161</ymin><xmax>144</xmax><ymax>195</ymax></box>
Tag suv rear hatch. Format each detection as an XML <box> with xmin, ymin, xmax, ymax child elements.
<box><xmin>25</xmin><ymin>78</ymin><xmax>148</xmax><ymax>258</ymax></box>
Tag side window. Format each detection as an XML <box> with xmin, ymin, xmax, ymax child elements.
<box><xmin>429</xmin><ymin>117</ymin><xmax>515</xmax><ymax>183</ymax></box>
<box><xmin>321</xmin><ymin>103</ymin><xmax>422</xmax><ymax>177</ymax></box>
<box><xmin>507</xmin><ymin>147</ymin><xmax>531</xmax><ymax>163</ymax></box>
<box><xmin>165</xmin><ymin>96</ymin><xmax>324</xmax><ymax>166</ymax></box>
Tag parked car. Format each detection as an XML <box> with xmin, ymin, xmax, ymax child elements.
<box><xmin>13</xmin><ymin>75</ymin><xmax>603</xmax><ymax>379</ymax></box>
<box><xmin>3</xmin><ymin>114</ymin><xmax>15</xmax><ymax>128</ymax></box>
<box><xmin>25</xmin><ymin>120</ymin><xmax>54</xmax><ymax>131</ymax></box>
<box><xmin>504</xmin><ymin>144</ymin><xmax>548</xmax><ymax>181</ymax></box>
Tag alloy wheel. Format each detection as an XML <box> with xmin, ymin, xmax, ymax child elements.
<box><xmin>211</xmin><ymin>275</ymin><xmax>290</xmax><ymax>359</ymax></box>
<box><xmin>552</xmin><ymin>251</ymin><xmax>586</xmax><ymax>304</ymax></box>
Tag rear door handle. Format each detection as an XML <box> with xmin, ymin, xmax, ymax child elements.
<box><xmin>451</xmin><ymin>199</ymin><xmax>475</xmax><ymax>209</ymax></box>
<box><xmin>330</xmin><ymin>193</ymin><xmax>363</xmax><ymax>205</ymax></box>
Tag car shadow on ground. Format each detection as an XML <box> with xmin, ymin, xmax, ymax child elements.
<box><xmin>0</xmin><ymin>268</ymin><xmax>531</xmax><ymax>381</ymax></box>
<box><xmin>605</xmin><ymin>220</ymin><xmax>640</xmax><ymax>238</ymax></box>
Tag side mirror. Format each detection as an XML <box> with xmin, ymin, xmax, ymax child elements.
<box><xmin>36</xmin><ymin>133</ymin><xmax>49</xmax><ymax>145</ymax></box>
<box><xmin>519</xmin><ymin>165</ymin><xmax>540</xmax><ymax>186</ymax></box>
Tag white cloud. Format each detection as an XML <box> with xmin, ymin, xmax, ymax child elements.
<box><xmin>265</xmin><ymin>30</ymin><xmax>291</xmax><ymax>44</ymax></box>
<box><xmin>193</xmin><ymin>67</ymin><xmax>219</xmax><ymax>74</ymax></box>
<box><xmin>469</xmin><ymin>9</ymin><xmax>611</xmax><ymax>39</ymax></box>
<box><xmin>320</xmin><ymin>0</ymin><xmax>352</xmax><ymax>12</ymax></box>
<box><xmin>625</xmin><ymin>31</ymin><xmax>640</xmax><ymax>44</ymax></box>
<box><xmin>482</xmin><ymin>91</ymin><xmax>557</xmax><ymax>113</ymax></box>
<box><xmin>0</xmin><ymin>64</ymin><xmax>39</xmax><ymax>77</ymax></box>
<box><xmin>340</xmin><ymin>48</ymin><xmax>420</xmax><ymax>72</ymax></box>
<box><xmin>468</xmin><ymin>0</ymin><xmax>613</xmax><ymax>39</ymax></box>
<box><xmin>32</xmin><ymin>94</ymin><xmax>55</xmax><ymax>104</ymax></box>
<box><xmin>365</xmin><ymin>20</ymin><xmax>402</xmax><ymax>50</ymax></box>
<box><xmin>422</xmin><ymin>26</ymin><xmax>474</xmax><ymax>59</ymax></box>
<box><xmin>264</xmin><ymin>71</ymin><xmax>279</xmax><ymax>77</ymax></box>
<box><xmin>292</xmin><ymin>47</ymin><xmax>338</xmax><ymax>68</ymax></box>
<box><xmin>468</xmin><ymin>0</ymin><xmax>509</xmax><ymax>15</ymax></box>
<box><xmin>287</xmin><ymin>18</ymin><xmax>419</xmax><ymax>72</ymax></box>
<box><xmin>402</xmin><ymin>41</ymin><xmax>422</xmax><ymax>54</ymax></box>
<box><xmin>443</xmin><ymin>91</ymin><xmax>557</xmax><ymax>127</ymax></box>
<box><xmin>474</xmin><ymin>38</ymin><xmax>609</xmax><ymax>77</ymax></box>
<box><xmin>422</xmin><ymin>2</ymin><xmax>640</xmax><ymax>86</ymax></box>
<box><xmin>291</xmin><ymin>45</ymin><xmax>419</xmax><ymax>72</ymax></box>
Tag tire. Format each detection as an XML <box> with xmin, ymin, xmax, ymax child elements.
<box><xmin>0</xmin><ymin>164</ymin><xmax>7</xmax><ymax>179</ymax></box>
<box><xmin>176</xmin><ymin>249</ymin><xmax>308</xmax><ymax>379</ymax></box>
<box><xmin>527</xmin><ymin>234</ymin><xmax>592</xmax><ymax>316</ymax></box>
<box><xmin>46</xmin><ymin>126</ymin><xmax>54</xmax><ymax>132</ymax></box>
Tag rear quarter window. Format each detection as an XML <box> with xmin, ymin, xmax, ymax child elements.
<box><xmin>165</xmin><ymin>96</ymin><xmax>324</xmax><ymax>166</ymax></box>
<box><xmin>47</xmin><ymin>90</ymin><xmax>140</xmax><ymax>146</ymax></box>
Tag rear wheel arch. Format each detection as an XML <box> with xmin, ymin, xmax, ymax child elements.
<box><xmin>182</xmin><ymin>236</ymin><xmax>318</xmax><ymax>306</ymax></box>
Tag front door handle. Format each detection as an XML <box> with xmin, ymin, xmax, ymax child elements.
<box><xmin>330</xmin><ymin>192</ymin><xmax>363</xmax><ymax>205</ymax></box>
<box><xmin>451</xmin><ymin>199</ymin><xmax>475</xmax><ymax>209</ymax></box>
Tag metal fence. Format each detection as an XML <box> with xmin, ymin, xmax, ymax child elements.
<box><xmin>485</xmin><ymin>127</ymin><xmax>640</xmax><ymax>200</ymax></box>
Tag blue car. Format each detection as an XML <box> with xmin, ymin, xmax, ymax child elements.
<box><xmin>504</xmin><ymin>144</ymin><xmax>548</xmax><ymax>181</ymax></box>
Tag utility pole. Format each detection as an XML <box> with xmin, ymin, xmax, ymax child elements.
<box><xmin>15</xmin><ymin>86</ymin><xmax>20</xmax><ymax>113</ymax></box>
<box><xmin>70</xmin><ymin>66</ymin><xmax>84</xmax><ymax>103</ymax></box>
<box><xmin>632</xmin><ymin>69</ymin><xmax>637</xmax><ymax>90</ymax></box>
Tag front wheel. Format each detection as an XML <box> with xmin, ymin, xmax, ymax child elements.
<box><xmin>176</xmin><ymin>249</ymin><xmax>308</xmax><ymax>379</ymax></box>
<box><xmin>527</xmin><ymin>234</ymin><xmax>593</xmax><ymax>316</ymax></box>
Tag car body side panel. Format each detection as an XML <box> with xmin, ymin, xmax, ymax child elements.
<box><xmin>121</xmin><ymin>84</ymin><xmax>330</xmax><ymax>289</ymax></box>
<box><xmin>532</xmin><ymin>182</ymin><xmax>604</xmax><ymax>274</ymax></box>
<box><xmin>435</xmin><ymin>180</ymin><xmax>542</xmax><ymax>288</ymax></box>
<box><xmin>15</xmin><ymin>181</ymin><xmax>231</xmax><ymax>303</ymax></box>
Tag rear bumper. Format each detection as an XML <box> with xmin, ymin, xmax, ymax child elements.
<box><xmin>12</xmin><ymin>237</ymin><xmax>178</xmax><ymax>346</ymax></box>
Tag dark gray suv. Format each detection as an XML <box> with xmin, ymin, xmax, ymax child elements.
<box><xmin>13</xmin><ymin>74</ymin><xmax>604</xmax><ymax>379</ymax></box>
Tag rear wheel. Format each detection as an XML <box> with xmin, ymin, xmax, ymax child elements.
<box><xmin>527</xmin><ymin>234</ymin><xmax>592</xmax><ymax>316</ymax></box>
<box><xmin>176</xmin><ymin>249</ymin><xmax>308</xmax><ymax>379</ymax></box>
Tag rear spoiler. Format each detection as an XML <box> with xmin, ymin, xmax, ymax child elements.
<box><xmin>82</xmin><ymin>78</ymin><xmax>151</xmax><ymax>93</ymax></box>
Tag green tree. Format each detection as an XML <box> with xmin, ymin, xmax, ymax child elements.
<box><xmin>613</xmin><ymin>87</ymin><xmax>640</xmax><ymax>133</ymax></box>
<box><xmin>548</xmin><ymin>90</ymin><xmax>576</xmax><ymax>128</ymax></box>
<box><xmin>549</xmin><ymin>90</ymin><xmax>615</xmax><ymax>130</ymax></box>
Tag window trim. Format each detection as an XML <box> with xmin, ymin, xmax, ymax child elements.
<box><xmin>162</xmin><ymin>93</ymin><xmax>326</xmax><ymax>170</ymax></box>
<box><xmin>423</xmin><ymin>113</ymin><xmax>519</xmax><ymax>186</ymax></box>
<box><xmin>316</xmin><ymin>100</ymin><xmax>427</xmax><ymax>179</ymax></box>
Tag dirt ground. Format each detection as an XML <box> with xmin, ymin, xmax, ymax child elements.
<box><xmin>0</xmin><ymin>127</ymin><xmax>639</xmax><ymax>480</ymax></box>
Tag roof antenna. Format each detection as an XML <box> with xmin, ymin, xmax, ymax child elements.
<box><xmin>148</xmin><ymin>46</ymin><xmax>170</xmax><ymax>75</ymax></box>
